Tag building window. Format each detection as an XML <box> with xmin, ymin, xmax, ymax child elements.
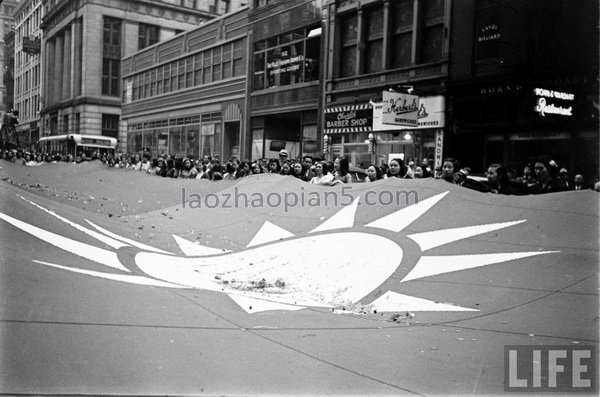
<box><xmin>203</xmin><ymin>50</ymin><xmax>212</xmax><ymax>84</ymax></box>
<box><xmin>340</xmin><ymin>14</ymin><xmax>358</xmax><ymax>77</ymax></box>
<box><xmin>138</xmin><ymin>23</ymin><xmax>159</xmax><ymax>50</ymax></box>
<box><xmin>102</xmin><ymin>114</ymin><xmax>119</xmax><ymax>138</ymax></box>
<box><xmin>178</xmin><ymin>59</ymin><xmax>186</xmax><ymax>90</ymax></box>
<box><xmin>62</xmin><ymin>114</ymin><xmax>69</xmax><ymax>134</ymax></box>
<box><xmin>390</xmin><ymin>0</ymin><xmax>414</xmax><ymax>68</ymax></box>
<box><xmin>194</xmin><ymin>53</ymin><xmax>203</xmax><ymax>85</ymax></box>
<box><xmin>420</xmin><ymin>0</ymin><xmax>445</xmax><ymax>63</ymax></box>
<box><xmin>222</xmin><ymin>43</ymin><xmax>232</xmax><ymax>79</ymax></box>
<box><xmin>252</xmin><ymin>28</ymin><xmax>320</xmax><ymax>90</ymax></box>
<box><xmin>474</xmin><ymin>0</ymin><xmax>502</xmax><ymax>62</ymax></box>
<box><xmin>103</xmin><ymin>16</ymin><xmax>121</xmax><ymax>96</ymax></box>
<box><xmin>365</xmin><ymin>6</ymin><xmax>384</xmax><ymax>73</ymax></box>
<box><xmin>185</xmin><ymin>57</ymin><xmax>194</xmax><ymax>87</ymax></box>
<box><xmin>212</xmin><ymin>48</ymin><xmax>222</xmax><ymax>81</ymax></box>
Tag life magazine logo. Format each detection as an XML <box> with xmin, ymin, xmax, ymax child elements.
<box><xmin>505</xmin><ymin>345</ymin><xmax>597</xmax><ymax>393</ymax></box>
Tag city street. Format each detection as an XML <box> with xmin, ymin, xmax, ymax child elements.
<box><xmin>0</xmin><ymin>161</ymin><xmax>598</xmax><ymax>396</ymax></box>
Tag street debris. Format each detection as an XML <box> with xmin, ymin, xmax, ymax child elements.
<box><xmin>389</xmin><ymin>312</ymin><xmax>416</xmax><ymax>322</ymax></box>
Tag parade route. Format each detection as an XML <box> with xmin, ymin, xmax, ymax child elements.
<box><xmin>0</xmin><ymin>162</ymin><xmax>598</xmax><ymax>396</ymax></box>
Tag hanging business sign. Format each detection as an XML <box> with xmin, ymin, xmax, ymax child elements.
<box><xmin>373</xmin><ymin>96</ymin><xmax>445</xmax><ymax>131</ymax></box>
<box><xmin>23</xmin><ymin>35</ymin><xmax>41</xmax><ymax>55</ymax></box>
<box><xmin>533</xmin><ymin>87</ymin><xmax>574</xmax><ymax>117</ymax></box>
<box><xmin>324</xmin><ymin>104</ymin><xmax>372</xmax><ymax>134</ymax></box>
<box><xmin>381</xmin><ymin>91</ymin><xmax>419</xmax><ymax>126</ymax></box>
<box><xmin>434</xmin><ymin>130</ymin><xmax>444</xmax><ymax>171</ymax></box>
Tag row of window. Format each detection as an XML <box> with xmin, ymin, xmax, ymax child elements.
<box><xmin>127</xmin><ymin>113</ymin><xmax>222</xmax><ymax>131</ymax></box>
<box><xmin>14</xmin><ymin>5</ymin><xmax>42</xmax><ymax>43</ymax></box>
<box><xmin>14</xmin><ymin>64</ymin><xmax>41</xmax><ymax>94</ymax></box>
<box><xmin>127</xmin><ymin>121</ymin><xmax>222</xmax><ymax>160</ymax></box>
<box><xmin>123</xmin><ymin>40</ymin><xmax>245</xmax><ymax>103</ymax></box>
<box><xmin>14</xmin><ymin>94</ymin><xmax>39</xmax><ymax>123</ymax></box>
<box><xmin>339</xmin><ymin>0</ymin><xmax>446</xmax><ymax>77</ymax></box>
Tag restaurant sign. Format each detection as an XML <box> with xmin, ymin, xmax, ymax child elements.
<box><xmin>373</xmin><ymin>96</ymin><xmax>445</xmax><ymax>131</ymax></box>
<box><xmin>324</xmin><ymin>104</ymin><xmax>372</xmax><ymax>134</ymax></box>
<box><xmin>533</xmin><ymin>87</ymin><xmax>574</xmax><ymax>117</ymax></box>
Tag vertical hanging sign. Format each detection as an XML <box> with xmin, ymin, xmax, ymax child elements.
<box><xmin>434</xmin><ymin>130</ymin><xmax>444</xmax><ymax>170</ymax></box>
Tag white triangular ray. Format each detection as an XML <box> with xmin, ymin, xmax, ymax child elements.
<box><xmin>33</xmin><ymin>260</ymin><xmax>189</xmax><ymax>288</ymax></box>
<box><xmin>173</xmin><ymin>235</ymin><xmax>231</xmax><ymax>256</ymax></box>
<box><xmin>370</xmin><ymin>291</ymin><xmax>478</xmax><ymax>312</ymax></box>
<box><xmin>227</xmin><ymin>294</ymin><xmax>306</xmax><ymax>313</ymax></box>
<box><xmin>401</xmin><ymin>251</ymin><xmax>559</xmax><ymax>282</ymax></box>
<box><xmin>309</xmin><ymin>197</ymin><xmax>361</xmax><ymax>233</ymax></box>
<box><xmin>246</xmin><ymin>221</ymin><xmax>295</xmax><ymax>247</ymax></box>
<box><xmin>85</xmin><ymin>219</ymin><xmax>173</xmax><ymax>254</ymax></box>
<box><xmin>366</xmin><ymin>191</ymin><xmax>449</xmax><ymax>232</ymax></box>
<box><xmin>20</xmin><ymin>196</ymin><xmax>129</xmax><ymax>250</ymax></box>
<box><xmin>408</xmin><ymin>220</ymin><xmax>527</xmax><ymax>252</ymax></box>
<box><xmin>0</xmin><ymin>211</ymin><xmax>129</xmax><ymax>272</ymax></box>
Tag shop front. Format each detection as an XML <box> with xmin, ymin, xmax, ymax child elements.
<box><xmin>323</xmin><ymin>103</ymin><xmax>373</xmax><ymax>167</ymax></box>
<box><xmin>247</xmin><ymin>0</ymin><xmax>323</xmax><ymax>162</ymax></box>
<box><xmin>449</xmin><ymin>78</ymin><xmax>598</xmax><ymax>176</ymax></box>
<box><xmin>323</xmin><ymin>96</ymin><xmax>445</xmax><ymax>169</ymax></box>
<box><xmin>126</xmin><ymin>105</ymin><xmax>228</xmax><ymax>160</ymax></box>
<box><xmin>250</xmin><ymin>109</ymin><xmax>318</xmax><ymax>161</ymax></box>
<box><xmin>371</xmin><ymin>95</ymin><xmax>445</xmax><ymax>168</ymax></box>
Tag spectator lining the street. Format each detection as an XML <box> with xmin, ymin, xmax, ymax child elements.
<box><xmin>530</xmin><ymin>156</ymin><xmax>563</xmax><ymax>194</ymax></box>
<box><xmin>310</xmin><ymin>161</ymin><xmax>334</xmax><ymax>185</ymax></box>
<box><xmin>364</xmin><ymin>165</ymin><xmax>384</xmax><ymax>182</ymax></box>
<box><xmin>387</xmin><ymin>158</ymin><xmax>407</xmax><ymax>179</ymax></box>
<box><xmin>332</xmin><ymin>156</ymin><xmax>352</xmax><ymax>185</ymax></box>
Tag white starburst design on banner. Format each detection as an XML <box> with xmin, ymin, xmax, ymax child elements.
<box><xmin>0</xmin><ymin>193</ymin><xmax>557</xmax><ymax>314</ymax></box>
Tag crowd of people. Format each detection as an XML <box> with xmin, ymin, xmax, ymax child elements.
<box><xmin>2</xmin><ymin>147</ymin><xmax>599</xmax><ymax>194</ymax></box>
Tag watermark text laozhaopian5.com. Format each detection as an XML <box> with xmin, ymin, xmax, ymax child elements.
<box><xmin>181</xmin><ymin>186</ymin><xmax>419</xmax><ymax>212</ymax></box>
<box><xmin>504</xmin><ymin>345</ymin><xmax>597</xmax><ymax>393</ymax></box>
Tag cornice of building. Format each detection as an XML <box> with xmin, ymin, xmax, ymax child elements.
<box><xmin>42</xmin><ymin>0</ymin><xmax>218</xmax><ymax>28</ymax></box>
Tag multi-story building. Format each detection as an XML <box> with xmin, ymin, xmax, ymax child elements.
<box><xmin>0</xmin><ymin>0</ymin><xmax>18</xmax><ymax>113</ymax></box>
<box><xmin>119</xmin><ymin>0</ymin><xmax>598</xmax><ymax>176</ymax></box>
<box><xmin>121</xmin><ymin>6</ymin><xmax>249</xmax><ymax>160</ymax></box>
<box><xmin>321</xmin><ymin>0</ymin><xmax>451</xmax><ymax>168</ymax></box>
<box><xmin>247</xmin><ymin>0</ymin><xmax>323</xmax><ymax>161</ymax></box>
<box><xmin>39</xmin><ymin>0</ymin><xmax>239</xmax><ymax>151</ymax></box>
<box><xmin>14</xmin><ymin>0</ymin><xmax>44</xmax><ymax>148</ymax></box>
<box><xmin>447</xmin><ymin>0</ymin><xmax>599</xmax><ymax>176</ymax></box>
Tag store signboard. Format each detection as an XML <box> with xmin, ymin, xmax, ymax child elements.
<box><xmin>381</xmin><ymin>91</ymin><xmax>419</xmax><ymax>126</ymax></box>
<box><xmin>23</xmin><ymin>35</ymin><xmax>41</xmax><ymax>55</ymax></box>
<box><xmin>434</xmin><ymin>130</ymin><xmax>444</xmax><ymax>171</ymax></box>
<box><xmin>373</xmin><ymin>96</ymin><xmax>445</xmax><ymax>131</ymax></box>
<box><xmin>324</xmin><ymin>104</ymin><xmax>372</xmax><ymax>134</ymax></box>
<box><xmin>533</xmin><ymin>87</ymin><xmax>574</xmax><ymax>117</ymax></box>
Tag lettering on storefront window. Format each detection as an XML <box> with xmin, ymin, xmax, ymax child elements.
<box><xmin>267</xmin><ymin>52</ymin><xmax>305</xmax><ymax>75</ymax></box>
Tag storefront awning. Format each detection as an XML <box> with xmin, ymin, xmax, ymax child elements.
<box><xmin>324</xmin><ymin>104</ymin><xmax>373</xmax><ymax>134</ymax></box>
